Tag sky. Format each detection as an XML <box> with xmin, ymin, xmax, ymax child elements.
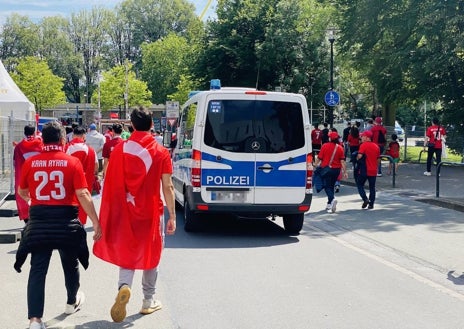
<box><xmin>0</xmin><ymin>0</ymin><xmax>215</xmax><ymax>25</ymax></box>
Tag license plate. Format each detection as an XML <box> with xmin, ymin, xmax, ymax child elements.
<box><xmin>211</xmin><ymin>191</ymin><xmax>247</xmax><ymax>202</ymax></box>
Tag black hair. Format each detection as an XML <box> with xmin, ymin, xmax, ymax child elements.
<box><xmin>130</xmin><ymin>106</ymin><xmax>152</xmax><ymax>131</ymax></box>
<box><xmin>391</xmin><ymin>134</ymin><xmax>398</xmax><ymax>141</ymax></box>
<box><xmin>24</xmin><ymin>124</ymin><xmax>35</xmax><ymax>136</ymax></box>
<box><xmin>112</xmin><ymin>123</ymin><xmax>123</xmax><ymax>134</ymax></box>
<box><xmin>432</xmin><ymin>117</ymin><xmax>439</xmax><ymax>125</ymax></box>
<box><xmin>73</xmin><ymin>126</ymin><xmax>87</xmax><ymax>136</ymax></box>
<box><xmin>350</xmin><ymin>126</ymin><xmax>359</xmax><ymax>138</ymax></box>
<box><xmin>42</xmin><ymin>121</ymin><xmax>65</xmax><ymax>144</ymax></box>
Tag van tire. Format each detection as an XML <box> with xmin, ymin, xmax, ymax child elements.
<box><xmin>283</xmin><ymin>214</ymin><xmax>304</xmax><ymax>235</ymax></box>
<box><xmin>183</xmin><ymin>198</ymin><xmax>198</xmax><ymax>232</ymax></box>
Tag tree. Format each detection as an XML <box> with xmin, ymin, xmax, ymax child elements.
<box><xmin>117</xmin><ymin>0</ymin><xmax>200</xmax><ymax>67</ymax></box>
<box><xmin>10</xmin><ymin>57</ymin><xmax>66</xmax><ymax>114</ymax></box>
<box><xmin>0</xmin><ymin>14</ymin><xmax>40</xmax><ymax>62</ymax></box>
<box><xmin>67</xmin><ymin>7</ymin><xmax>113</xmax><ymax>103</ymax></box>
<box><xmin>38</xmin><ymin>16</ymin><xmax>84</xmax><ymax>103</ymax></box>
<box><xmin>95</xmin><ymin>61</ymin><xmax>152</xmax><ymax>112</ymax></box>
<box><xmin>141</xmin><ymin>33</ymin><xmax>192</xmax><ymax>104</ymax></box>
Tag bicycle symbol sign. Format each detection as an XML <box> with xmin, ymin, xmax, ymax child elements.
<box><xmin>324</xmin><ymin>90</ymin><xmax>340</xmax><ymax>106</ymax></box>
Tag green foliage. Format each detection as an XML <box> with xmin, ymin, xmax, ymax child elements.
<box><xmin>95</xmin><ymin>61</ymin><xmax>152</xmax><ymax>111</ymax></box>
<box><xmin>10</xmin><ymin>57</ymin><xmax>66</xmax><ymax>113</ymax></box>
<box><xmin>167</xmin><ymin>74</ymin><xmax>201</xmax><ymax>105</ymax></box>
<box><xmin>141</xmin><ymin>33</ymin><xmax>192</xmax><ymax>104</ymax></box>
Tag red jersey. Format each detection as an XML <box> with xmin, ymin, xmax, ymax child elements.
<box><xmin>102</xmin><ymin>136</ymin><xmax>123</xmax><ymax>159</ymax></box>
<box><xmin>19</xmin><ymin>145</ymin><xmax>88</xmax><ymax>207</ymax></box>
<box><xmin>386</xmin><ymin>141</ymin><xmax>400</xmax><ymax>159</ymax></box>
<box><xmin>317</xmin><ymin>142</ymin><xmax>345</xmax><ymax>169</ymax></box>
<box><xmin>13</xmin><ymin>136</ymin><xmax>43</xmax><ymax>220</ymax></box>
<box><xmin>358</xmin><ymin>141</ymin><xmax>380</xmax><ymax>176</ymax></box>
<box><xmin>426</xmin><ymin>125</ymin><xmax>446</xmax><ymax>148</ymax></box>
<box><xmin>347</xmin><ymin>134</ymin><xmax>360</xmax><ymax>147</ymax></box>
<box><xmin>67</xmin><ymin>138</ymin><xmax>97</xmax><ymax>224</ymax></box>
<box><xmin>311</xmin><ymin>128</ymin><xmax>322</xmax><ymax>146</ymax></box>
<box><xmin>370</xmin><ymin>125</ymin><xmax>387</xmax><ymax>146</ymax></box>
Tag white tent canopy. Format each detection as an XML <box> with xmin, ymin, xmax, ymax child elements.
<box><xmin>0</xmin><ymin>60</ymin><xmax>35</xmax><ymax>121</ymax></box>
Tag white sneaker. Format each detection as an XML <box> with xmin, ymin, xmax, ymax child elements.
<box><xmin>326</xmin><ymin>203</ymin><xmax>331</xmax><ymax>210</ymax></box>
<box><xmin>65</xmin><ymin>291</ymin><xmax>85</xmax><ymax>315</ymax></box>
<box><xmin>377</xmin><ymin>173</ymin><xmax>382</xmax><ymax>177</ymax></box>
<box><xmin>140</xmin><ymin>299</ymin><xmax>162</xmax><ymax>315</ymax></box>
<box><xmin>29</xmin><ymin>321</ymin><xmax>46</xmax><ymax>329</ymax></box>
<box><xmin>331</xmin><ymin>199</ymin><xmax>338</xmax><ymax>213</ymax></box>
<box><xmin>423</xmin><ymin>171</ymin><xmax>432</xmax><ymax>176</ymax></box>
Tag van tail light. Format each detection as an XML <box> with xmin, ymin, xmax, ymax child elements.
<box><xmin>306</xmin><ymin>153</ymin><xmax>313</xmax><ymax>190</ymax></box>
<box><xmin>191</xmin><ymin>149</ymin><xmax>201</xmax><ymax>188</ymax></box>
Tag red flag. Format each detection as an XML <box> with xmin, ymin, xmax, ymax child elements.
<box><xmin>93</xmin><ymin>131</ymin><xmax>170</xmax><ymax>269</ymax></box>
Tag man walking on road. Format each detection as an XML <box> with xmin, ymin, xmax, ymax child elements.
<box><xmin>424</xmin><ymin>117</ymin><xmax>447</xmax><ymax>176</ymax></box>
<box><xmin>66</xmin><ymin>126</ymin><xmax>98</xmax><ymax>224</ymax></box>
<box><xmin>355</xmin><ymin>130</ymin><xmax>380</xmax><ymax>209</ymax></box>
<box><xmin>16</xmin><ymin>121</ymin><xmax>101</xmax><ymax>329</ymax></box>
<box><xmin>13</xmin><ymin>124</ymin><xmax>43</xmax><ymax>223</ymax></box>
<box><xmin>85</xmin><ymin>123</ymin><xmax>105</xmax><ymax>172</ymax></box>
<box><xmin>93</xmin><ymin>106</ymin><xmax>176</xmax><ymax>323</ymax></box>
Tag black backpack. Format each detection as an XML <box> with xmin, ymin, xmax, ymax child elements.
<box><xmin>377</xmin><ymin>130</ymin><xmax>386</xmax><ymax>144</ymax></box>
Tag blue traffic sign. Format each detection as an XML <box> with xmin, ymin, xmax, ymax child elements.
<box><xmin>324</xmin><ymin>90</ymin><xmax>340</xmax><ymax>106</ymax></box>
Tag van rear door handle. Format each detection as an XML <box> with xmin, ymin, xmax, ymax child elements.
<box><xmin>258</xmin><ymin>165</ymin><xmax>273</xmax><ymax>171</ymax></box>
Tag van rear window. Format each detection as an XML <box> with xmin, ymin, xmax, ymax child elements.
<box><xmin>204</xmin><ymin>100</ymin><xmax>304</xmax><ymax>153</ymax></box>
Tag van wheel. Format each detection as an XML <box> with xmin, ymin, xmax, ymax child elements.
<box><xmin>283</xmin><ymin>214</ymin><xmax>304</xmax><ymax>235</ymax></box>
<box><xmin>183</xmin><ymin>198</ymin><xmax>198</xmax><ymax>232</ymax></box>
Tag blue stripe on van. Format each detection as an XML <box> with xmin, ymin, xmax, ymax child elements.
<box><xmin>201</xmin><ymin>152</ymin><xmax>306</xmax><ymax>187</ymax></box>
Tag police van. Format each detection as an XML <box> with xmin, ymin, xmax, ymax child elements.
<box><xmin>172</xmin><ymin>80</ymin><xmax>313</xmax><ymax>235</ymax></box>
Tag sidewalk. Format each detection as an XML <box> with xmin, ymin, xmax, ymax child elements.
<box><xmin>343</xmin><ymin>161</ymin><xmax>464</xmax><ymax>212</ymax></box>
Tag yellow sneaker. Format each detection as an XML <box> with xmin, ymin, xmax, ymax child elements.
<box><xmin>110</xmin><ymin>285</ymin><xmax>131</xmax><ymax>323</ymax></box>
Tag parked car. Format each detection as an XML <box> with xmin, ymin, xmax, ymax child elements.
<box><xmin>395</xmin><ymin>121</ymin><xmax>405</xmax><ymax>141</ymax></box>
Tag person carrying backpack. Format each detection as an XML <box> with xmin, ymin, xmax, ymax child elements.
<box><xmin>370</xmin><ymin>117</ymin><xmax>387</xmax><ymax>176</ymax></box>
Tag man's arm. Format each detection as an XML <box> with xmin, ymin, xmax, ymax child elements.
<box><xmin>161</xmin><ymin>173</ymin><xmax>176</xmax><ymax>235</ymax></box>
<box><xmin>18</xmin><ymin>187</ymin><xmax>30</xmax><ymax>204</ymax></box>
<box><xmin>75</xmin><ymin>188</ymin><xmax>101</xmax><ymax>240</ymax></box>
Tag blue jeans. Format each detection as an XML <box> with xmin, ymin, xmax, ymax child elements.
<box><xmin>356</xmin><ymin>175</ymin><xmax>377</xmax><ymax>206</ymax></box>
<box><xmin>323</xmin><ymin>168</ymin><xmax>341</xmax><ymax>205</ymax></box>
<box><xmin>378</xmin><ymin>145</ymin><xmax>385</xmax><ymax>174</ymax></box>
<box><xmin>28</xmin><ymin>248</ymin><xmax>80</xmax><ymax>318</ymax></box>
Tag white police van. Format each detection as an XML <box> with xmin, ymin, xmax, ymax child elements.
<box><xmin>172</xmin><ymin>80</ymin><xmax>313</xmax><ymax>235</ymax></box>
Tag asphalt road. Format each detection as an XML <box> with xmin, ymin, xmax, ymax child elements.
<box><xmin>3</xmin><ymin>185</ymin><xmax>464</xmax><ymax>328</ymax></box>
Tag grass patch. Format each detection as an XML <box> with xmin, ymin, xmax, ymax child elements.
<box><xmin>401</xmin><ymin>146</ymin><xmax>463</xmax><ymax>163</ymax></box>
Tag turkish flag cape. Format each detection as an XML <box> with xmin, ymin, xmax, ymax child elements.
<box><xmin>93</xmin><ymin>132</ymin><xmax>163</xmax><ymax>270</ymax></box>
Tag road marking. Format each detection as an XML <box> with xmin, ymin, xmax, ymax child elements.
<box><xmin>308</xmin><ymin>223</ymin><xmax>464</xmax><ymax>302</ymax></box>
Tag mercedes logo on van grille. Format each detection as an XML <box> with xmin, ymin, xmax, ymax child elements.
<box><xmin>251</xmin><ymin>141</ymin><xmax>261</xmax><ymax>151</ymax></box>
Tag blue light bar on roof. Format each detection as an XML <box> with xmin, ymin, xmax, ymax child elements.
<box><xmin>210</xmin><ymin>79</ymin><xmax>221</xmax><ymax>90</ymax></box>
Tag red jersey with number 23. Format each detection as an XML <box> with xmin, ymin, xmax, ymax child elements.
<box><xmin>19</xmin><ymin>147</ymin><xmax>88</xmax><ymax>206</ymax></box>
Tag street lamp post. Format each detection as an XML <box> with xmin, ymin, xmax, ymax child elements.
<box><xmin>328</xmin><ymin>29</ymin><xmax>336</xmax><ymax>127</ymax></box>
<box><xmin>329</xmin><ymin>30</ymin><xmax>335</xmax><ymax>91</ymax></box>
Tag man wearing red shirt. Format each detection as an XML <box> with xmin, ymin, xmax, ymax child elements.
<box><xmin>102</xmin><ymin>123</ymin><xmax>124</xmax><ymax>177</ymax></box>
<box><xmin>423</xmin><ymin>117</ymin><xmax>447</xmax><ymax>176</ymax></box>
<box><xmin>17</xmin><ymin>121</ymin><xmax>101</xmax><ymax>329</ymax></box>
<box><xmin>370</xmin><ymin>117</ymin><xmax>387</xmax><ymax>176</ymax></box>
<box><xmin>13</xmin><ymin>124</ymin><xmax>43</xmax><ymax>223</ymax></box>
<box><xmin>315</xmin><ymin>131</ymin><xmax>348</xmax><ymax>213</ymax></box>
<box><xmin>66</xmin><ymin>126</ymin><xmax>98</xmax><ymax>224</ymax></box>
<box><xmin>94</xmin><ymin>107</ymin><xmax>176</xmax><ymax>323</ymax></box>
<box><xmin>356</xmin><ymin>130</ymin><xmax>380</xmax><ymax>209</ymax></box>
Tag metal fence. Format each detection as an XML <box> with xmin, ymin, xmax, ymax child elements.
<box><xmin>0</xmin><ymin>114</ymin><xmax>35</xmax><ymax>203</ymax></box>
